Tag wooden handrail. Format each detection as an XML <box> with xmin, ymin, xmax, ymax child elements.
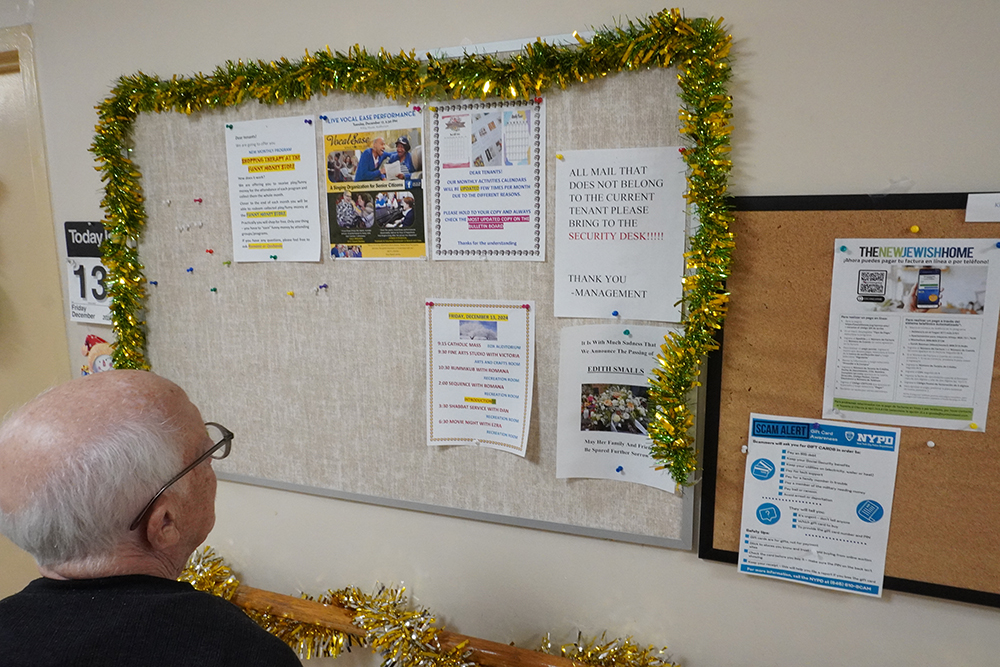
<box><xmin>231</xmin><ymin>585</ymin><xmax>578</xmax><ymax>667</ymax></box>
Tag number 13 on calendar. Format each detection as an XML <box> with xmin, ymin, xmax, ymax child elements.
<box><xmin>64</xmin><ymin>221</ymin><xmax>112</xmax><ymax>325</ymax></box>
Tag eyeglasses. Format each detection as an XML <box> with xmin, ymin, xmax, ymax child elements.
<box><xmin>128</xmin><ymin>422</ymin><xmax>233</xmax><ymax>531</ymax></box>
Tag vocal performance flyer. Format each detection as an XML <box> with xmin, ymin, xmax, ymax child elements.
<box><xmin>556</xmin><ymin>324</ymin><xmax>678</xmax><ymax>493</ymax></box>
<box><xmin>554</xmin><ymin>148</ymin><xmax>687</xmax><ymax>322</ymax></box>
<box><xmin>823</xmin><ymin>239</ymin><xmax>1000</xmax><ymax>430</ymax></box>
<box><xmin>426</xmin><ymin>299</ymin><xmax>535</xmax><ymax>456</ymax></box>
<box><xmin>429</xmin><ymin>100</ymin><xmax>545</xmax><ymax>260</ymax></box>
<box><xmin>225</xmin><ymin>116</ymin><xmax>321</xmax><ymax>262</ymax></box>
<box><xmin>323</xmin><ymin>105</ymin><xmax>425</xmax><ymax>259</ymax></box>
<box><xmin>739</xmin><ymin>414</ymin><xmax>900</xmax><ymax>597</ymax></box>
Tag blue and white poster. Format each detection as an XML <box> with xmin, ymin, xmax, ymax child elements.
<box><xmin>738</xmin><ymin>413</ymin><xmax>900</xmax><ymax>597</ymax></box>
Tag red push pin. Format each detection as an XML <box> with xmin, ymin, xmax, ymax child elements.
<box><xmin>534</xmin><ymin>97</ymin><xmax>543</xmax><ymax>104</ymax></box>
<box><xmin>194</xmin><ymin>198</ymin><xmax>203</xmax><ymax>204</ymax></box>
<box><xmin>206</xmin><ymin>249</ymin><xmax>214</xmax><ymax>254</ymax></box>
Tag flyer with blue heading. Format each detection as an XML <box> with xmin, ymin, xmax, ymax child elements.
<box><xmin>823</xmin><ymin>238</ymin><xmax>1000</xmax><ymax>431</ymax></box>
<box><xmin>739</xmin><ymin>413</ymin><xmax>900</xmax><ymax>597</ymax></box>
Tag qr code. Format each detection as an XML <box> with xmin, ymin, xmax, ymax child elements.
<box><xmin>857</xmin><ymin>269</ymin><xmax>887</xmax><ymax>295</ymax></box>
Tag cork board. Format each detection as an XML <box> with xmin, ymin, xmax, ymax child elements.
<box><xmin>131</xmin><ymin>67</ymin><xmax>694</xmax><ymax>549</ymax></box>
<box><xmin>700</xmin><ymin>193</ymin><xmax>1000</xmax><ymax>606</ymax></box>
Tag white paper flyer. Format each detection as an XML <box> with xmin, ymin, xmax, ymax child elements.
<box><xmin>553</xmin><ymin>147</ymin><xmax>687</xmax><ymax>321</ymax></box>
<box><xmin>225</xmin><ymin>116</ymin><xmax>321</xmax><ymax>262</ymax></box>
<box><xmin>739</xmin><ymin>413</ymin><xmax>900</xmax><ymax>597</ymax></box>
<box><xmin>426</xmin><ymin>299</ymin><xmax>535</xmax><ymax>456</ymax></box>
<box><xmin>556</xmin><ymin>324</ymin><xmax>678</xmax><ymax>493</ymax></box>
<box><xmin>429</xmin><ymin>100</ymin><xmax>545</xmax><ymax>260</ymax></box>
<box><xmin>823</xmin><ymin>238</ymin><xmax>1000</xmax><ymax>431</ymax></box>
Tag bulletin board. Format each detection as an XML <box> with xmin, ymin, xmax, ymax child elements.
<box><xmin>123</xmin><ymin>63</ymin><xmax>696</xmax><ymax>547</ymax></box>
<box><xmin>700</xmin><ymin>193</ymin><xmax>1000</xmax><ymax>606</ymax></box>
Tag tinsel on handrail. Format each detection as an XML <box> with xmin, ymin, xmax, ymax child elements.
<box><xmin>91</xmin><ymin>7</ymin><xmax>733</xmax><ymax>484</ymax></box>
<box><xmin>180</xmin><ymin>547</ymin><xmax>679</xmax><ymax>667</ymax></box>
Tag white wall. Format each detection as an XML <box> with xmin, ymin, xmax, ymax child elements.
<box><xmin>11</xmin><ymin>0</ymin><xmax>1000</xmax><ymax>665</ymax></box>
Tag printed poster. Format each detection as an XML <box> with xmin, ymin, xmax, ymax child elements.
<box><xmin>225</xmin><ymin>116</ymin><xmax>322</xmax><ymax>262</ymax></box>
<box><xmin>426</xmin><ymin>299</ymin><xmax>535</xmax><ymax>456</ymax></box>
<box><xmin>322</xmin><ymin>106</ymin><xmax>425</xmax><ymax>259</ymax></box>
<box><xmin>554</xmin><ymin>148</ymin><xmax>687</xmax><ymax>322</ymax></box>
<box><xmin>64</xmin><ymin>221</ymin><xmax>111</xmax><ymax>325</ymax></box>
<box><xmin>556</xmin><ymin>324</ymin><xmax>679</xmax><ymax>493</ymax></box>
<box><xmin>739</xmin><ymin>414</ymin><xmax>900</xmax><ymax>597</ymax></box>
<box><xmin>429</xmin><ymin>100</ymin><xmax>545</xmax><ymax>260</ymax></box>
<box><xmin>823</xmin><ymin>239</ymin><xmax>1000</xmax><ymax>431</ymax></box>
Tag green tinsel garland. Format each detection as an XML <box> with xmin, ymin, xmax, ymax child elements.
<box><xmin>91</xmin><ymin>7</ymin><xmax>733</xmax><ymax>484</ymax></box>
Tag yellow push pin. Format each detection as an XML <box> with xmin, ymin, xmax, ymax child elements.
<box><xmin>970</xmin><ymin>422</ymin><xmax>979</xmax><ymax>430</ymax></box>
<box><xmin>286</xmin><ymin>291</ymin><xmax>295</xmax><ymax>297</ymax></box>
<box><xmin>556</xmin><ymin>153</ymin><xmax>564</xmax><ymax>160</ymax></box>
<box><xmin>909</xmin><ymin>225</ymin><xmax>920</xmax><ymax>234</ymax></box>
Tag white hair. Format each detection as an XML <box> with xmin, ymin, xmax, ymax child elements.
<box><xmin>0</xmin><ymin>411</ymin><xmax>184</xmax><ymax>568</ymax></box>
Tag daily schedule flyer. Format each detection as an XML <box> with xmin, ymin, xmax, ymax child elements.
<box><xmin>322</xmin><ymin>105</ymin><xmax>425</xmax><ymax>259</ymax></box>
<box><xmin>823</xmin><ymin>239</ymin><xmax>1000</xmax><ymax>431</ymax></box>
<box><xmin>553</xmin><ymin>148</ymin><xmax>687</xmax><ymax>322</ymax></box>
<box><xmin>225</xmin><ymin>116</ymin><xmax>321</xmax><ymax>262</ymax></box>
<box><xmin>556</xmin><ymin>324</ymin><xmax>678</xmax><ymax>493</ymax></box>
<box><xmin>739</xmin><ymin>414</ymin><xmax>900</xmax><ymax>597</ymax></box>
<box><xmin>426</xmin><ymin>299</ymin><xmax>535</xmax><ymax>456</ymax></box>
<box><xmin>429</xmin><ymin>100</ymin><xmax>545</xmax><ymax>260</ymax></box>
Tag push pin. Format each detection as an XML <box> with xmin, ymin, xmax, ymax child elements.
<box><xmin>741</xmin><ymin>445</ymin><xmax>748</xmax><ymax>453</ymax></box>
<box><xmin>615</xmin><ymin>466</ymin><xmax>624</xmax><ymax>473</ymax></box>
<box><xmin>164</xmin><ymin>199</ymin><xmax>171</xmax><ymax>207</ymax></box>
<box><xmin>612</xmin><ymin>310</ymin><xmax>620</xmax><ymax>317</ymax></box>
<box><xmin>149</xmin><ymin>281</ymin><xmax>158</xmax><ymax>286</ymax></box>
<box><xmin>623</xmin><ymin>329</ymin><xmax>631</xmax><ymax>336</ymax></box>
<box><xmin>186</xmin><ymin>267</ymin><xmax>194</xmax><ymax>273</ymax></box>
<box><xmin>225</xmin><ymin>124</ymin><xmax>233</xmax><ymax>129</ymax></box>
<box><xmin>927</xmin><ymin>440</ymin><xmax>935</xmax><ymax>448</ymax></box>
<box><xmin>521</xmin><ymin>303</ymin><xmax>530</xmax><ymax>309</ymax></box>
<box><xmin>304</xmin><ymin>118</ymin><xmax>313</xmax><ymax>124</ymax></box>
<box><xmin>970</xmin><ymin>422</ymin><xmax>979</xmax><ymax>430</ymax></box>
<box><xmin>429</xmin><ymin>106</ymin><xmax>437</xmax><ymax>112</ymax></box>
<box><xmin>210</xmin><ymin>287</ymin><xmax>217</xmax><ymax>293</ymax></box>
<box><xmin>194</xmin><ymin>198</ymin><xmax>203</xmax><ymax>204</ymax></box>
<box><xmin>319</xmin><ymin>115</ymin><xmax>329</xmax><ymax>122</ymax></box>
<box><xmin>206</xmin><ymin>249</ymin><xmax>214</xmax><ymax>254</ymax></box>
<box><xmin>425</xmin><ymin>301</ymin><xmax>434</xmax><ymax>307</ymax></box>
<box><xmin>556</xmin><ymin>153</ymin><xmax>564</xmax><ymax>160</ymax></box>
<box><xmin>839</xmin><ymin>245</ymin><xmax>848</xmax><ymax>252</ymax></box>
<box><xmin>413</xmin><ymin>106</ymin><xmax>421</xmax><ymax>112</ymax></box>
<box><xmin>534</xmin><ymin>96</ymin><xmax>543</xmax><ymax>104</ymax></box>
<box><xmin>223</xmin><ymin>260</ymin><xmax>231</xmax><ymax>266</ymax></box>
<box><xmin>286</xmin><ymin>291</ymin><xmax>295</xmax><ymax>297</ymax></box>
<box><xmin>270</xmin><ymin>255</ymin><xmax>278</xmax><ymax>260</ymax></box>
<box><xmin>909</xmin><ymin>225</ymin><xmax>920</xmax><ymax>234</ymax></box>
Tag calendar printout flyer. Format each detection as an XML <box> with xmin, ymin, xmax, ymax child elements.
<box><xmin>429</xmin><ymin>100</ymin><xmax>545</xmax><ymax>260</ymax></box>
<box><xmin>225</xmin><ymin>116</ymin><xmax>321</xmax><ymax>262</ymax></box>
<box><xmin>822</xmin><ymin>239</ymin><xmax>1000</xmax><ymax>431</ymax></box>
<box><xmin>739</xmin><ymin>414</ymin><xmax>900</xmax><ymax>597</ymax></box>
<box><xmin>425</xmin><ymin>299</ymin><xmax>535</xmax><ymax>456</ymax></box>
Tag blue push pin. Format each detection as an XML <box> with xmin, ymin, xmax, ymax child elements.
<box><xmin>186</xmin><ymin>267</ymin><xmax>194</xmax><ymax>273</ymax></box>
<box><xmin>616</xmin><ymin>466</ymin><xmax>624</xmax><ymax>473</ymax></box>
<box><xmin>623</xmin><ymin>329</ymin><xmax>631</xmax><ymax>336</ymax></box>
<box><xmin>149</xmin><ymin>280</ymin><xmax>158</xmax><ymax>286</ymax></box>
<box><xmin>839</xmin><ymin>245</ymin><xmax>848</xmax><ymax>252</ymax></box>
<box><xmin>995</xmin><ymin>241</ymin><xmax>1000</xmax><ymax>249</ymax></box>
<box><xmin>612</xmin><ymin>310</ymin><xmax>619</xmax><ymax>317</ymax></box>
<box><xmin>304</xmin><ymin>118</ymin><xmax>313</xmax><ymax>124</ymax></box>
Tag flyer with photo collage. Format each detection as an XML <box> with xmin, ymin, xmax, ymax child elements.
<box><xmin>429</xmin><ymin>99</ymin><xmax>545</xmax><ymax>260</ymax></box>
<box><xmin>322</xmin><ymin>106</ymin><xmax>425</xmax><ymax>259</ymax></box>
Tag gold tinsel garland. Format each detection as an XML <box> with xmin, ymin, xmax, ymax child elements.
<box><xmin>181</xmin><ymin>548</ymin><xmax>678</xmax><ymax>667</ymax></box>
<box><xmin>91</xmin><ymin>7</ymin><xmax>733</xmax><ymax>484</ymax></box>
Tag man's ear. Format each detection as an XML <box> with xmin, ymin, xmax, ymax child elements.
<box><xmin>144</xmin><ymin>502</ymin><xmax>181</xmax><ymax>551</ymax></box>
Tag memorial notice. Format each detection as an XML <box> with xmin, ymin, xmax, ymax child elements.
<box><xmin>823</xmin><ymin>238</ymin><xmax>1000</xmax><ymax>431</ymax></box>
<box><xmin>225</xmin><ymin>116</ymin><xmax>321</xmax><ymax>262</ymax></box>
<box><xmin>554</xmin><ymin>147</ymin><xmax>686</xmax><ymax>321</ymax></box>
<box><xmin>426</xmin><ymin>299</ymin><xmax>535</xmax><ymax>456</ymax></box>
<box><xmin>739</xmin><ymin>414</ymin><xmax>900</xmax><ymax>597</ymax></box>
<box><xmin>556</xmin><ymin>324</ymin><xmax>678</xmax><ymax>493</ymax></box>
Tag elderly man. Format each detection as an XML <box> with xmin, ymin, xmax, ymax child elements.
<box><xmin>353</xmin><ymin>136</ymin><xmax>389</xmax><ymax>181</ymax></box>
<box><xmin>0</xmin><ymin>370</ymin><xmax>300</xmax><ymax>665</ymax></box>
